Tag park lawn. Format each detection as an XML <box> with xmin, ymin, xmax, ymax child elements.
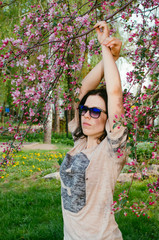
<box><xmin>0</xmin><ymin>147</ymin><xmax>158</xmax><ymax>240</ymax></box>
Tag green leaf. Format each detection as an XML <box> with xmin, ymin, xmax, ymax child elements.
<box><xmin>75</xmin><ymin>98</ymin><xmax>80</xmax><ymax>103</ymax></box>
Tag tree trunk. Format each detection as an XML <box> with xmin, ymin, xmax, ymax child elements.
<box><xmin>43</xmin><ymin>103</ymin><xmax>53</xmax><ymax>144</ymax></box>
<box><xmin>55</xmin><ymin>100</ymin><xmax>60</xmax><ymax>133</ymax></box>
<box><xmin>52</xmin><ymin>93</ymin><xmax>60</xmax><ymax>133</ymax></box>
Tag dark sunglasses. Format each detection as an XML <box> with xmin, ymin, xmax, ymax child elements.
<box><xmin>78</xmin><ymin>105</ymin><xmax>107</xmax><ymax>119</ymax></box>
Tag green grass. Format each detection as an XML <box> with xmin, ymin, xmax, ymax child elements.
<box><xmin>0</xmin><ymin>180</ymin><xmax>63</xmax><ymax>240</ymax></box>
<box><xmin>0</xmin><ymin>148</ymin><xmax>67</xmax><ymax>240</ymax></box>
<box><xmin>0</xmin><ymin>147</ymin><xmax>159</xmax><ymax>240</ymax></box>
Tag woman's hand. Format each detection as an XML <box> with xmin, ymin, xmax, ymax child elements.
<box><xmin>94</xmin><ymin>21</ymin><xmax>109</xmax><ymax>45</ymax></box>
<box><xmin>94</xmin><ymin>21</ymin><xmax>122</xmax><ymax>61</ymax></box>
<box><xmin>102</xmin><ymin>37</ymin><xmax>122</xmax><ymax>61</ymax></box>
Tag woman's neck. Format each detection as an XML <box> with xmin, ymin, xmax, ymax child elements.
<box><xmin>86</xmin><ymin>136</ymin><xmax>99</xmax><ymax>149</ymax></box>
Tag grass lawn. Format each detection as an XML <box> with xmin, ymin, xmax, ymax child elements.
<box><xmin>0</xmin><ymin>145</ymin><xmax>158</xmax><ymax>240</ymax></box>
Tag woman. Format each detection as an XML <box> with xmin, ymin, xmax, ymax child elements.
<box><xmin>60</xmin><ymin>21</ymin><xmax>128</xmax><ymax>240</ymax></box>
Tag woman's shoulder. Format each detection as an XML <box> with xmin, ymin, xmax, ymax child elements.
<box><xmin>68</xmin><ymin>136</ymin><xmax>87</xmax><ymax>155</ymax></box>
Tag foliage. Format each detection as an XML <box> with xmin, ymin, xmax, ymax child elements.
<box><xmin>24</xmin><ymin>130</ymin><xmax>44</xmax><ymax>142</ymax></box>
<box><xmin>129</xmin><ymin>142</ymin><xmax>157</xmax><ymax>163</ymax></box>
<box><xmin>25</xmin><ymin>131</ymin><xmax>74</xmax><ymax>145</ymax></box>
<box><xmin>25</xmin><ymin>130</ymin><xmax>74</xmax><ymax>145</ymax></box>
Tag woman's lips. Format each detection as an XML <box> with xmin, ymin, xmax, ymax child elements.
<box><xmin>82</xmin><ymin>122</ymin><xmax>91</xmax><ymax>126</ymax></box>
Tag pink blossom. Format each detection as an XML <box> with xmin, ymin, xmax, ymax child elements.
<box><xmin>37</xmin><ymin>54</ymin><xmax>46</xmax><ymax>62</ymax></box>
<box><xmin>24</xmin><ymin>87</ymin><xmax>35</xmax><ymax>98</ymax></box>
<box><xmin>76</xmin><ymin>14</ymin><xmax>89</xmax><ymax>25</ymax></box>
<box><xmin>152</xmin><ymin>152</ymin><xmax>156</xmax><ymax>159</ymax></box>
<box><xmin>117</xmin><ymin>148</ymin><xmax>121</xmax><ymax>153</ymax></box>
<box><xmin>149</xmin><ymin>201</ymin><xmax>155</xmax><ymax>205</ymax></box>
<box><xmin>149</xmin><ymin>189</ymin><xmax>154</xmax><ymax>193</ymax></box>
<box><xmin>16</xmin><ymin>57</ymin><xmax>28</xmax><ymax>67</ymax></box>
<box><xmin>8</xmin><ymin>127</ymin><xmax>14</xmax><ymax>133</ymax></box>
<box><xmin>20</xmin><ymin>16</ymin><xmax>26</xmax><ymax>26</ymax></box>
<box><xmin>29</xmin><ymin>108</ymin><xmax>35</xmax><ymax>117</ymax></box>
<box><xmin>67</xmin><ymin>26</ymin><xmax>73</xmax><ymax>33</ymax></box>
<box><xmin>29</xmin><ymin>73</ymin><xmax>36</xmax><ymax>81</ymax></box>
<box><xmin>155</xmin><ymin>18</ymin><xmax>159</xmax><ymax>26</ymax></box>
<box><xmin>12</xmin><ymin>90</ymin><xmax>21</xmax><ymax>100</ymax></box>
<box><xmin>14</xmin><ymin>25</ymin><xmax>20</xmax><ymax>33</ymax></box>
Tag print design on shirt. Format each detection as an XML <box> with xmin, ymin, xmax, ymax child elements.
<box><xmin>60</xmin><ymin>152</ymin><xmax>90</xmax><ymax>213</ymax></box>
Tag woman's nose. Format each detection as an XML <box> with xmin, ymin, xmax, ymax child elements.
<box><xmin>84</xmin><ymin>110</ymin><xmax>91</xmax><ymax>119</ymax></box>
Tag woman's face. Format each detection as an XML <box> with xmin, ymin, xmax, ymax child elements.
<box><xmin>81</xmin><ymin>95</ymin><xmax>107</xmax><ymax>139</ymax></box>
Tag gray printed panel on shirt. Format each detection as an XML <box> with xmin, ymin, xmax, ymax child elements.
<box><xmin>60</xmin><ymin>152</ymin><xmax>90</xmax><ymax>213</ymax></box>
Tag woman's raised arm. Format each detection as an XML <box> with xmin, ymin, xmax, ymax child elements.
<box><xmin>78</xmin><ymin>23</ymin><xmax>122</xmax><ymax>102</ymax></box>
<box><xmin>95</xmin><ymin>21</ymin><xmax>124</xmax><ymax>131</ymax></box>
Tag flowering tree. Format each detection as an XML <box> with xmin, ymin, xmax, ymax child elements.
<box><xmin>0</xmin><ymin>0</ymin><xmax>158</xmax><ymax>217</ymax></box>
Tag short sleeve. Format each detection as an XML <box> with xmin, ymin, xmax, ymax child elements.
<box><xmin>105</xmin><ymin>119</ymin><xmax>128</xmax><ymax>161</ymax></box>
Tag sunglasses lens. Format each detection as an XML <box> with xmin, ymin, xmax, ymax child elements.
<box><xmin>79</xmin><ymin>105</ymin><xmax>88</xmax><ymax>116</ymax></box>
<box><xmin>90</xmin><ymin>108</ymin><xmax>101</xmax><ymax>118</ymax></box>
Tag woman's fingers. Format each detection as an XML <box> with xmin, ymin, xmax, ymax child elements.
<box><xmin>103</xmin><ymin>38</ymin><xmax>122</xmax><ymax>49</ymax></box>
<box><xmin>94</xmin><ymin>21</ymin><xmax>107</xmax><ymax>29</ymax></box>
<box><xmin>94</xmin><ymin>21</ymin><xmax>109</xmax><ymax>33</ymax></box>
<box><xmin>94</xmin><ymin>21</ymin><xmax>109</xmax><ymax>42</ymax></box>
